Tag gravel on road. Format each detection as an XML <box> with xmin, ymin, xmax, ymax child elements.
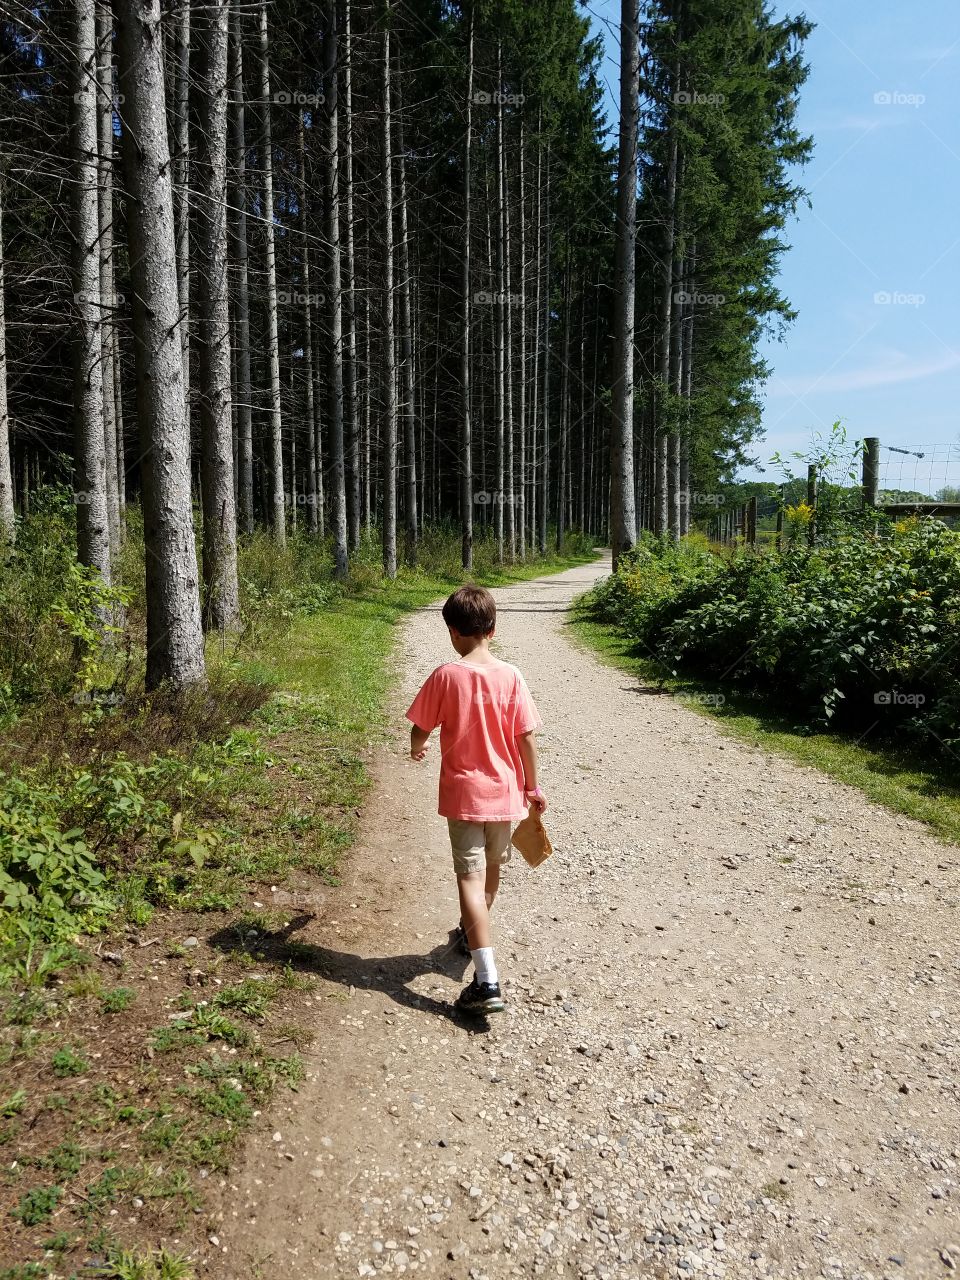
<box><xmin>205</xmin><ymin>557</ymin><xmax>960</xmax><ymax>1280</ymax></box>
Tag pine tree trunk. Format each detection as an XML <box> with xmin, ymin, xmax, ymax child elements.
<box><xmin>493</xmin><ymin>43</ymin><xmax>505</xmax><ymax>563</ymax></box>
<box><xmin>96</xmin><ymin>3</ymin><xmax>120</xmax><ymax>556</ymax></box>
<box><xmin>258</xmin><ymin>0</ymin><xmax>285</xmax><ymax>543</ymax></box>
<box><xmin>313</xmin><ymin>342</ymin><xmax>325</xmax><ymax>533</ymax></box>
<box><xmin>343</xmin><ymin>0</ymin><xmax>361</xmax><ymax>552</ymax></box>
<box><xmin>116</xmin><ymin>0</ymin><xmax>205</xmax><ymax>689</ymax></box>
<box><xmin>363</xmin><ymin>288</ymin><xmax>371</xmax><ymax>533</ymax></box>
<box><xmin>113</xmin><ymin>321</ymin><xmax>125</xmax><ymax>520</ymax></box>
<box><xmin>516</xmin><ymin>104</ymin><xmax>527</xmax><ymax>560</ymax></box>
<box><xmin>577</xmin><ymin>283</ymin><xmax>587</xmax><ymax>531</ymax></box>
<box><xmin>556</xmin><ymin>263</ymin><xmax>569</xmax><ymax>550</ymax></box>
<box><xmin>171</xmin><ymin>0</ymin><xmax>191</xmax><ymax>415</ymax></box>
<box><xmin>380</xmin><ymin>18</ymin><xmax>397</xmax><ymax>578</ymax></box>
<box><xmin>610</xmin><ymin>0</ymin><xmax>639</xmax><ymax>567</ymax></box>
<box><xmin>588</xmin><ymin>285</ymin><xmax>601</xmax><ymax>534</ymax></box>
<box><xmin>680</xmin><ymin>253</ymin><xmax>694</xmax><ymax>535</ymax></box>
<box><xmin>460</xmin><ymin>3</ymin><xmax>474</xmax><ymax>569</ymax></box>
<box><xmin>196</xmin><ymin>0</ymin><xmax>239</xmax><ymax>630</ymax></box>
<box><xmin>19</xmin><ymin>447</ymin><xmax>29</xmax><ymax>517</ymax></box>
<box><xmin>500</xmin><ymin>49</ymin><xmax>515</xmax><ymax>561</ymax></box>
<box><xmin>324</xmin><ymin>0</ymin><xmax>348</xmax><ymax>577</ymax></box>
<box><xmin>655</xmin><ymin>68</ymin><xmax>679</xmax><ymax>537</ymax></box>
<box><xmin>229</xmin><ymin>6</ymin><xmax>253</xmax><ymax>535</ymax></box>
<box><xmin>667</xmin><ymin>233</ymin><xmax>684</xmax><ymax>540</ymax></box>
<box><xmin>297</xmin><ymin>109</ymin><xmax>319</xmax><ymax>534</ymax></box>
<box><xmin>396</xmin><ymin>72</ymin><xmax>417</xmax><ymax>566</ymax></box>
<box><xmin>529</xmin><ymin>115</ymin><xmax>542</xmax><ymax>554</ymax></box>
<box><xmin>288</xmin><ymin>355</ymin><xmax>297</xmax><ymax>530</ymax></box>
<box><xmin>73</xmin><ymin>0</ymin><xmax>112</xmax><ymax>590</ymax></box>
<box><xmin>0</xmin><ymin>171</ymin><xmax>15</xmax><ymax>544</ymax></box>
<box><xmin>538</xmin><ymin>144</ymin><xmax>550</xmax><ymax>557</ymax></box>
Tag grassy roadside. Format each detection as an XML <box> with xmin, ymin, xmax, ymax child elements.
<box><xmin>0</xmin><ymin>543</ymin><xmax>598</xmax><ymax>1279</ymax></box>
<box><xmin>570</xmin><ymin>601</ymin><xmax>960</xmax><ymax>846</ymax></box>
<box><xmin>253</xmin><ymin>547</ymin><xmax>601</xmax><ymax>716</ymax></box>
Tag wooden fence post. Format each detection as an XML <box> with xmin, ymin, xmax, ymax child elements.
<box><xmin>807</xmin><ymin>464</ymin><xmax>818</xmax><ymax>545</ymax></box>
<box><xmin>862</xmin><ymin>437</ymin><xmax>880</xmax><ymax>509</ymax></box>
<box><xmin>776</xmin><ymin>483</ymin><xmax>784</xmax><ymax>551</ymax></box>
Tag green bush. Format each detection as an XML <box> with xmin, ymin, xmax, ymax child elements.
<box><xmin>51</xmin><ymin>1046</ymin><xmax>88</xmax><ymax>1077</ymax></box>
<box><xmin>11</xmin><ymin>1184</ymin><xmax>61</xmax><ymax>1226</ymax></box>
<box><xmin>0</xmin><ymin>776</ymin><xmax>112</xmax><ymax>964</ymax></box>
<box><xmin>0</xmin><ymin>489</ymin><xmax>129</xmax><ymax>721</ymax></box>
<box><xmin>586</xmin><ymin>519</ymin><xmax>960</xmax><ymax>746</ymax></box>
<box><xmin>588</xmin><ymin>531</ymin><xmax>723</xmax><ymax>642</ymax></box>
<box><xmin>0</xmin><ymin>730</ymin><xmax>266</xmax><ymax>987</ymax></box>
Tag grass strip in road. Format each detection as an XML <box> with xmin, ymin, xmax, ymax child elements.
<box><xmin>570</xmin><ymin>603</ymin><xmax>960</xmax><ymax>847</ymax></box>
<box><xmin>253</xmin><ymin>547</ymin><xmax>602</xmax><ymax>727</ymax></box>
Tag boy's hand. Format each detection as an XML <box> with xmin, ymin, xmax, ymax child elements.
<box><xmin>525</xmin><ymin>787</ymin><xmax>547</xmax><ymax>814</ymax></box>
<box><xmin>410</xmin><ymin>727</ymin><xmax>431</xmax><ymax>761</ymax></box>
<box><xmin>410</xmin><ymin>742</ymin><xmax>430</xmax><ymax>762</ymax></box>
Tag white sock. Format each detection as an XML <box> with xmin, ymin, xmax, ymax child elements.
<box><xmin>470</xmin><ymin>946</ymin><xmax>498</xmax><ymax>986</ymax></box>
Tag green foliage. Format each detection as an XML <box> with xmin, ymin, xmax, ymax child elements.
<box><xmin>1</xmin><ymin>1088</ymin><xmax>26</xmax><ymax>1117</ymax></box>
<box><xmin>0</xmin><ymin>775</ymin><xmax>112</xmax><ymax>973</ymax></box>
<box><xmin>11</xmin><ymin>1183</ymin><xmax>61</xmax><ymax>1225</ymax></box>
<box><xmin>211</xmin><ymin>978</ymin><xmax>274</xmax><ymax>1018</ymax></box>
<box><xmin>43</xmin><ymin>1140</ymin><xmax>86</xmax><ymax>1178</ymax></box>
<box><xmin>589</xmin><ymin>533</ymin><xmax>723</xmax><ymax>642</ymax></box>
<box><xmin>91</xmin><ymin>1248</ymin><xmax>194</xmax><ymax>1279</ymax></box>
<box><xmin>42</xmin><ymin>1231</ymin><xmax>72</xmax><ymax>1252</ymax></box>
<box><xmin>51</xmin><ymin>1045</ymin><xmax>88</xmax><ymax>1077</ymax></box>
<box><xmin>0</xmin><ymin>730</ymin><xmax>265</xmax><ymax>986</ymax></box>
<box><xmin>0</xmin><ymin>488</ymin><xmax>130</xmax><ymax>723</ymax></box>
<box><xmin>100</xmin><ymin>987</ymin><xmax>136</xmax><ymax>1014</ymax></box>
<box><xmin>192</xmin><ymin>1078</ymin><xmax>252</xmax><ymax>1123</ymax></box>
<box><xmin>82</xmin><ymin>1166</ymin><xmax>130</xmax><ymax>1216</ymax></box>
<box><xmin>588</xmin><ymin>520</ymin><xmax>960</xmax><ymax>744</ymax></box>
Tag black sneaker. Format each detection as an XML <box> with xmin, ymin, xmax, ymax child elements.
<box><xmin>453</xmin><ymin>922</ymin><xmax>471</xmax><ymax>956</ymax></box>
<box><xmin>456</xmin><ymin>976</ymin><xmax>505</xmax><ymax>1014</ymax></box>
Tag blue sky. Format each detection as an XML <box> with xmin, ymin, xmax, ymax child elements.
<box><xmin>585</xmin><ymin>0</ymin><xmax>960</xmax><ymax>493</ymax></box>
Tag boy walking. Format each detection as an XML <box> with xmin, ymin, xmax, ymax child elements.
<box><xmin>406</xmin><ymin>585</ymin><xmax>547</xmax><ymax>1014</ymax></box>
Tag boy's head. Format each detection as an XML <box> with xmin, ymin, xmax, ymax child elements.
<box><xmin>442</xmin><ymin>585</ymin><xmax>496</xmax><ymax>648</ymax></box>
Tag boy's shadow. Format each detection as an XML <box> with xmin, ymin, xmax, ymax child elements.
<box><xmin>207</xmin><ymin>914</ymin><xmax>493</xmax><ymax>1028</ymax></box>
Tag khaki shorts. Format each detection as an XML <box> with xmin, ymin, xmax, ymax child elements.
<box><xmin>447</xmin><ymin>819</ymin><xmax>513</xmax><ymax>877</ymax></box>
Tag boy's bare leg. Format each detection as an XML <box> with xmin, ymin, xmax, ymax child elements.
<box><xmin>484</xmin><ymin>861</ymin><xmax>500</xmax><ymax>911</ymax></box>
<box><xmin>458</xmin><ymin>871</ymin><xmax>491</xmax><ymax>950</ymax></box>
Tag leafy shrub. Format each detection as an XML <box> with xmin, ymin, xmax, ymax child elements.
<box><xmin>0</xmin><ymin>777</ymin><xmax>112</xmax><ymax>965</ymax></box>
<box><xmin>0</xmin><ymin>728</ymin><xmax>266</xmax><ymax>987</ymax></box>
<box><xmin>101</xmin><ymin>987</ymin><xmax>135</xmax><ymax>1014</ymax></box>
<box><xmin>51</xmin><ymin>1046</ymin><xmax>88</xmax><ymax>1077</ymax></box>
<box><xmin>587</xmin><ymin>520</ymin><xmax>960</xmax><ymax>745</ymax></box>
<box><xmin>11</xmin><ymin>1184</ymin><xmax>61</xmax><ymax>1225</ymax></box>
<box><xmin>1</xmin><ymin>1088</ymin><xmax>26</xmax><ymax>1117</ymax></box>
<box><xmin>0</xmin><ymin>488</ymin><xmax>131</xmax><ymax>724</ymax></box>
<box><xmin>588</xmin><ymin>532</ymin><xmax>723</xmax><ymax>643</ymax></box>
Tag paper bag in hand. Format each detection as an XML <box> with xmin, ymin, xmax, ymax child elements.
<box><xmin>511</xmin><ymin>809</ymin><xmax>553</xmax><ymax>868</ymax></box>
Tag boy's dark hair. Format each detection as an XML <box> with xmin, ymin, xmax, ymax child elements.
<box><xmin>442</xmin><ymin>585</ymin><xmax>497</xmax><ymax>636</ymax></box>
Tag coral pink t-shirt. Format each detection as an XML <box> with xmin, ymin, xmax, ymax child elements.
<box><xmin>406</xmin><ymin>657</ymin><xmax>542</xmax><ymax>821</ymax></box>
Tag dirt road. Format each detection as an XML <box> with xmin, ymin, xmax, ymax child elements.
<box><xmin>207</xmin><ymin>556</ymin><xmax>960</xmax><ymax>1280</ymax></box>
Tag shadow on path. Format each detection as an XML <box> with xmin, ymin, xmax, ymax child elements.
<box><xmin>207</xmin><ymin>915</ymin><xmax>497</xmax><ymax>1031</ymax></box>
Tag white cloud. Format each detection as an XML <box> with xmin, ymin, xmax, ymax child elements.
<box><xmin>767</xmin><ymin>349</ymin><xmax>960</xmax><ymax>398</ymax></box>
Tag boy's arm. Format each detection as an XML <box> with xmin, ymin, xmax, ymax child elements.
<box><xmin>410</xmin><ymin>725</ymin><xmax>431</xmax><ymax>761</ymax></box>
<box><xmin>516</xmin><ymin>731</ymin><xmax>547</xmax><ymax>812</ymax></box>
<box><xmin>406</xmin><ymin>669</ymin><xmax>443</xmax><ymax>762</ymax></box>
